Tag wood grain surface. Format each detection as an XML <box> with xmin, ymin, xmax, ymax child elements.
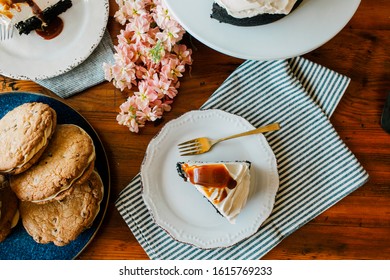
<box><xmin>1</xmin><ymin>0</ymin><xmax>389</xmax><ymax>260</ymax></box>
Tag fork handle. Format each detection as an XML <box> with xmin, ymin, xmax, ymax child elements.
<box><xmin>217</xmin><ymin>122</ymin><xmax>280</xmax><ymax>143</ymax></box>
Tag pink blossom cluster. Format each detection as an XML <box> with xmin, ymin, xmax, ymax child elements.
<box><xmin>104</xmin><ymin>0</ymin><xmax>192</xmax><ymax>133</ymax></box>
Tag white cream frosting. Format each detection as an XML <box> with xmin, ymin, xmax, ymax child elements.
<box><xmin>184</xmin><ymin>162</ymin><xmax>251</xmax><ymax>224</ymax></box>
<box><xmin>215</xmin><ymin>0</ymin><xmax>298</xmax><ymax>18</ymax></box>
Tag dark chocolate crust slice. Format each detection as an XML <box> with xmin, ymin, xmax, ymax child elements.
<box><xmin>210</xmin><ymin>0</ymin><xmax>303</xmax><ymax>27</ymax></box>
<box><xmin>15</xmin><ymin>0</ymin><xmax>73</xmax><ymax>35</ymax></box>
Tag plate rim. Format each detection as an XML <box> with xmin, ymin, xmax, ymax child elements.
<box><xmin>0</xmin><ymin>0</ymin><xmax>110</xmax><ymax>80</ymax></box>
<box><xmin>0</xmin><ymin>91</ymin><xmax>111</xmax><ymax>260</ymax></box>
<box><xmin>140</xmin><ymin>109</ymin><xmax>279</xmax><ymax>249</ymax></box>
<box><xmin>164</xmin><ymin>0</ymin><xmax>361</xmax><ymax>60</ymax></box>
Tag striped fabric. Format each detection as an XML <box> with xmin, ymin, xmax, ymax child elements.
<box><xmin>36</xmin><ymin>31</ymin><xmax>114</xmax><ymax>98</ymax></box>
<box><xmin>115</xmin><ymin>57</ymin><xmax>369</xmax><ymax>260</ymax></box>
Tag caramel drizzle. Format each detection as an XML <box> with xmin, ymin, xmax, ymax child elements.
<box><xmin>183</xmin><ymin>163</ymin><xmax>237</xmax><ymax>204</ymax></box>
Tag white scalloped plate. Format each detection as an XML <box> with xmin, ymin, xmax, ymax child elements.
<box><xmin>0</xmin><ymin>0</ymin><xmax>109</xmax><ymax>80</ymax></box>
<box><xmin>141</xmin><ymin>109</ymin><xmax>279</xmax><ymax>249</ymax></box>
<box><xmin>164</xmin><ymin>0</ymin><xmax>360</xmax><ymax>60</ymax></box>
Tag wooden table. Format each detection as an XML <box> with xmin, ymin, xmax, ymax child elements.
<box><xmin>1</xmin><ymin>0</ymin><xmax>389</xmax><ymax>260</ymax></box>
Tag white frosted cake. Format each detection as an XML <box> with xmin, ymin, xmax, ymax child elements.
<box><xmin>211</xmin><ymin>0</ymin><xmax>302</xmax><ymax>26</ymax></box>
<box><xmin>176</xmin><ymin>161</ymin><xmax>251</xmax><ymax>224</ymax></box>
<box><xmin>215</xmin><ymin>0</ymin><xmax>298</xmax><ymax>17</ymax></box>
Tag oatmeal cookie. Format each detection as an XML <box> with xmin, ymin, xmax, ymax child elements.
<box><xmin>0</xmin><ymin>102</ymin><xmax>57</xmax><ymax>175</ymax></box>
<box><xmin>0</xmin><ymin>175</ymin><xmax>19</xmax><ymax>242</ymax></box>
<box><xmin>10</xmin><ymin>124</ymin><xmax>95</xmax><ymax>203</ymax></box>
<box><xmin>19</xmin><ymin>171</ymin><xmax>104</xmax><ymax>246</ymax></box>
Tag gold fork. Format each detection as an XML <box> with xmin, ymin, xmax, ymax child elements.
<box><xmin>178</xmin><ymin>122</ymin><xmax>280</xmax><ymax>156</ymax></box>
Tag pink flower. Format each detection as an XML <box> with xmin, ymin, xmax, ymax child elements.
<box><xmin>133</xmin><ymin>80</ymin><xmax>158</xmax><ymax>110</ymax></box>
<box><xmin>161</xmin><ymin>57</ymin><xmax>185</xmax><ymax>82</ymax></box>
<box><xmin>128</xmin><ymin>15</ymin><xmax>151</xmax><ymax>44</ymax></box>
<box><xmin>153</xmin><ymin>4</ymin><xmax>171</xmax><ymax>29</ymax></box>
<box><xmin>116</xmin><ymin>96</ymin><xmax>142</xmax><ymax>133</ymax></box>
<box><xmin>115</xmin><ymin>60</ymin><xmax>137</xmax><ymax>90</ymax></box>
<box><xmin>114</xmin><ymin>9</ymin><xmax>128</xmax><ymax>25</ymax></box>
<box><xmin>125</xmin><ymin>0</ymin><xmax>148</xmax><ymax>19</ymax></box>
<box><xmin>148</xmin><ymin>73</ymin><xmax>178</xmax><ymax>99</ymax></box>
<box><xmin>117</xmin><ymin>27</ymin><xmax>135</xmax><ymax>45</ymax></box>
<box><xmin>137</xmin><ymin>106</ymin><xmax>160</xmax><ymax>122</ymax></box>
<box><xmin>173</xmin><ymin>44</ymin><xmax>193</xmax><ymax>66</ymax></box>
<box><xmin>114</xmin><ymin>43</ymin><xmax>135</xmax><ymax>65</ymax></box>
<box><xmin>137</xmin><ymin>66</ymin><xmax>156</xmax><ymax>81</ymax></box>
<box><xmin>155</xmin><ymin>20</ymin><xmax>184</xmax><ymax>51</ymax></box>
<box><xmin>109</xmin><ymin>0</ymin><xmax>192</xmax><ymax>133</ymax></box>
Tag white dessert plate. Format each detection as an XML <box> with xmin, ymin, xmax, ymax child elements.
<box><xmin>0</xmin><ymin>0</ymin><xmax>109</xmax><ymax>80</ymax></box>
<box><xmin>164</xmin><ymin>0</ymin><xmax>361</xmax><ymax>60</ymax></box>
<box><xmin>141</xmin><ymin>109</ymin><xmax>279</xmax><ymax>249</ymax></box>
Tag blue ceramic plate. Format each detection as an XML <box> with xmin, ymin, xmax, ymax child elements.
<box><xmin>0</xmin><ymin>92</ymin><xmax>110</xmax><ymax>260</ymax></box>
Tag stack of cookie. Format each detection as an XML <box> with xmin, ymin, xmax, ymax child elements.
<box><xmin>0</xmin><ymin>102</ymin><xmax>104</xmax><ymax>246</ymax></box>
<box><xmin>0</xmin><ymin>175</ymin><xmax>19</xmax><ymax>243</ymax></box>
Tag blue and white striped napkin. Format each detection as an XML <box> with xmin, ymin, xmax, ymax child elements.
<box><xmin>115</xmin><ymin>57</ymin><xmax>369</xmax><ymax>260</ymax></box>
<box><xmin>36</xmin><ymin>31</ymin><xmax>114</xmax><ymax>98</ymax></box>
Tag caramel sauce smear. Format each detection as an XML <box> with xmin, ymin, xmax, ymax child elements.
<box><xmin>183</xmin><ymin>163</ymin><xmax>237</xmax><ymax>204</ymax></box>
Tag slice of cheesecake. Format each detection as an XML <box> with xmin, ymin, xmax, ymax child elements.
<box><xmin>176</xmin><ymin>161</ymin><xmax>251</xmax><ymax>224</ymax></box>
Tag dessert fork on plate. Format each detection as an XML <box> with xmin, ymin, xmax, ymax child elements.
<box><xmin>0</xmin><ymin>15</ymin><xmax>14</xmax><ymax>41</ymax></box>
<box><xmin>178</xmin><ymin>122</ymin><xmax>280</xmax><ymax>156</ymax></box>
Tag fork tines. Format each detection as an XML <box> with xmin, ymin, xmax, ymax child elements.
<box><xmin>178</xmin><ymin>139</ymin><xmax>200</xmax><ymax>147</ymax></box>
<box><xmin>0</xmin><ymin>17</ymin><xmax>14</xmax><ymax>41</ymax></box>
<box><xmin>178</xmin><ymin>139</ymin><xmax>202</xmax><ymax>155</ymax></box>
<box><xmin>5</xmin><ymin>26</ymin><xmax>14</xmax><ymax>40</ymax></box>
